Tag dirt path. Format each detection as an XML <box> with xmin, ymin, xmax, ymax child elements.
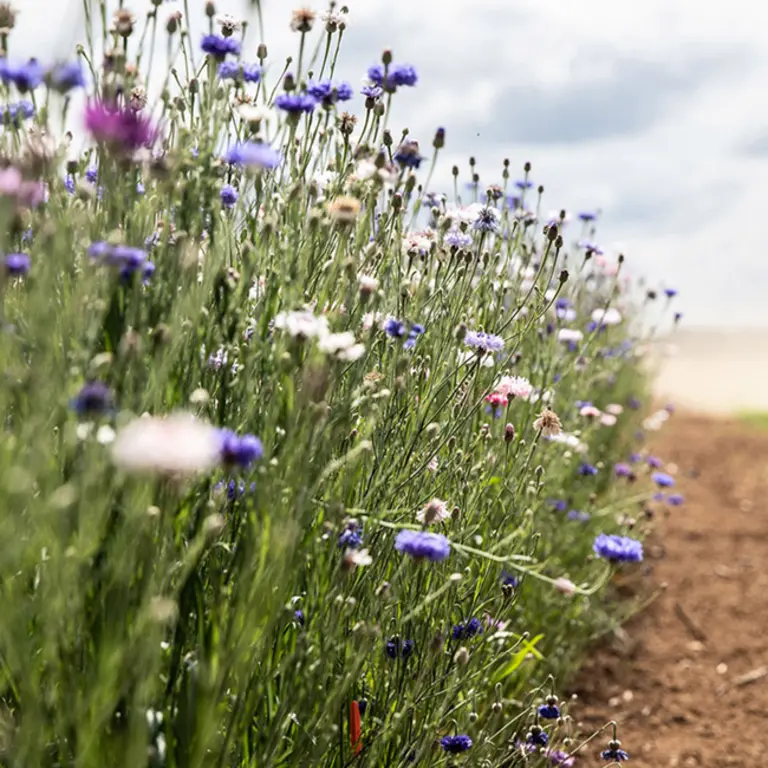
<box><xmin>571</xmin><ymin>414</ymin><xmax>768</xmax><ymax>767</ymax></box>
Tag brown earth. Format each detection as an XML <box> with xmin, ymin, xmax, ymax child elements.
<box><xmin>571</xmin><ymin>414</ymin><xmax>768</xmax><ymax>767</ymax></box>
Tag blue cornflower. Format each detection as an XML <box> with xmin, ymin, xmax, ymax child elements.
<box><xmin>464</xmin><ymin>330</ymin><xmax>504</xmax><ymax>353</ymax></box>
<box><xmin>537</xmin><ymin>702</ymin><xmax>560</xmax><ymax>719</ymax></box>
<box><xmin>385</xmin><ymin>636</ymin><xmax>414</xmax><ymax>659</ymax></box>
<box><xmin>578</xmin><ymin>211</ymin><xmax>597</xmax><ymax>222</ymax></box>
<box><xmin>0</xmin><ymin>59</ymin><xmax>44</xmax><ymax>91</ymax></box>
<box><xmin>4</xmin><ymin>252</ymin><xmax>30</xmax><ymax>276</ymax></box>
<box><xmin>651</xmin><ymin>471</ymin><xmax>674</xmax><ymax>488</ymax></box>
<box><xmin>515</xmin><ymin>179</ymin><xmax>534</xmax><ymax>190</ymax></box>
<box><xmin>440</xmin><ymin>735</ymin><xmax>472</xmax><ymax>754</ymax></box>
<box><xmin>218</xmin><ymin>61</ymin><xmax>261</xmax><ymax>82</ymax></box>
<box><xmin>293</xmin><ymin>609</ymin><xmax>305</xmax><ymax>626</ymax></box>
<box><xmin>646</xmin><ymin>455</ymin><xmax>663</xmax><ymax>468</ymax></box>
<box><xmin>47</xmin><ymin>61</ymin><xmax>86</xmax><ymax>93</ymax></box>
<box><xmin>567</xmin><ymin>510</ymin><xmax>590</xmax><ymax>522</ymax></box>
<box><xmin>403</xmin><ymin>323</ymin><xmax>425</xmax><ymax>350</ymax></box>
<box><xmin>444</xmin><ymin>230</ymin><xmax>472</xmax><ymax>248</ymax></box>
<box><xmin>221</xmin><ymin>184</ymin><xmax>238</xmax><ymax>207</ymax></box>
<box><xmin>667</xmin><ymin>494</ymin><xmax>685</xmax><ymax>506</ymax></box>
<box><xmin>601</xmin><ymin>745</ymin><xmax>630</xmax><ymax>762</ymax></box>
<box><xmin>548</xmin><ymin>499</ymin><xmax>568</xmax><ymax>511</ymax></box>
<box><xmin>85</xmin><ymin>166</ymin><xmax>98</xmax><ymax>183</ymax></box>
<box><xmin>578</xmin><ymin>463</ymin><xmax>598</xmax><ymax>476</ymax></box>
<box><xmin>527</xmin><ymin>728</ymin><xmax>549</xmax><ymax>747</ymax></box>
<box><xmin>393</xmin><ymin>140</ymin><xmax>423</xmax><ymax>169</ymax></box>
<box><xmin>394</xmin><ymin>529</ymin><xmax>450</xmax><ymax>561</ymax></box>
<box><xmin>338</xmin><ymin>525</ymin><xmax>363</xmax><ymax>549</ymax></box>
<box><xmin>136</xmin><ymin>182</ymin><xmax>145</xmax><ymax>196</ymax></box>
<box><xmin>593</xmin><ymin>534</ymin><xmax>643</xmax><ymax>563</ymax></box>
<box><xmin>70</xmin><ymin>382</ymin><xmax>113</xmax><ymax>416</ymax></box>
<box><xmin>275</xmin><ymin>92</ymin><xmax>317</xmax><ymax>114</ymax></box>
<box><xmin>501</xmin><ymin>570</ymin><xmax>519</xmax><ymax>589</ymax></box>
<box><xmin>361</xmin><ymin>84</ymin><xmax>383</xmax><ymax>100</ymax></box>
<box><xmin>306</xmin><ymin>78</ymin><xmax>353</xmax><ymax>105</ymax></box>
<box><xmin>218</xmin><ymin>430</ymin><xmax>264</xmax><ymax>468</ymax></box>
<box><xmin>0</xmin><ymin>100</ymin><xmax>35</xmax><ymax>123</ymax></box>
<box><xmin>664</xmin><ymin>288</ymin><xmax>677</xmax><ymax>298</ymax></box>
<box><xmin>452</xmin><ymin>617</ymin><xmax>483</xmax><ymax>640</ymax></box>
<box><xmin>120</xmin><ymin>260</ymin><xmax>155</xmax><ymax>284</ymax></box>
<box><xmin>614</xmin><ymin>463</ymin><xmax>632</xmax><ymax>477</ymax></box>
<box><xmin>200</xmin><ymin>34</ymin><xmax>241</xmax><ymax>58</ymax></box>
<box><xmin>225</xmin><ymin>141</ymin><xmax>282</xmax><ymax>169</ymax></box>
<box><xmin>367</xmin><ymin>63</ymin><xmax>418</xmax><ymax>90</ymax></box>
<box><xmin>384</xmin><ymin>317</ymin><xmax>408</xmax><ymax>339</ymax></box>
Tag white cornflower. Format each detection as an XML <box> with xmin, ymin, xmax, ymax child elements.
<box><xmin>457</xmin><ymin>350</ymin><xmax>495</xmax><ymax>368</ymax></box>
<box><xmin>605</xmin><ymin>403</ymin><xmax>624</xmax><ymax>416</ymax></box>
<box><xmin>359</xmin><ymin>274</ymin><xmax>379</xmax><ymax>294</ymax></box>
<box><xmin>600</xmin><ymin>413</ymin><xmax>618</xmax><ymax>426</ymax></box>
<box><xmin>274</xmin><ymin>310</ymin><xmax>330</xmax><ymax>339</ymax></box>
<box><xmin>343</xmin><ymin>548</ymin><xmax>372</xmax><ymax>570</ymax></box>
<box><xmin>236</xmin><ymin>104</ymin><xmax>274</xmax><ymax>126</ymax></box>
<box><xmin>318</xmin><ymin>331</ymin><xmax>357</xmax><ymax>355</ymax></box>
<box><xmin>215</xmin><ymin>13</ymin><xmax>243</xmax><ymax>34</ymax></box>
<box><xmin>111</xmin><ymin>413</ymin><xmax>222</xmax><ymax>475</ymax></box>
<box><xmin>591</xmin><ymin>307</ymin><xmax>622</xmax><ymax>326</ymax></box>
<box><xmin>579</xmin><ymin>405</ymin><xmax>601</xmax><ymax>418</ymax></box>
<box><xmin>337</xmin><ymin>343</ymin><xmax>366</xmax><ymax>362</ymax></box>
<box><xmin>557</xmin><ymin>328</ymin><xmax>583</xmax><ymax>343</ymax></box>
<box><xmin>416</xmin><ymin>498</ymin><xmax>450</xmax><ymax>525</ymax></box>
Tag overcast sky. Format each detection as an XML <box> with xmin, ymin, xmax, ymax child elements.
<box><xmin>17</xmin><ymin>0</ymin><xmax>768</xmax><ymax>329</ymax></box>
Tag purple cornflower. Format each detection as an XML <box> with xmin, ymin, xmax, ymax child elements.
<box><xmin>464</xmin><ymin>330</ymin><xmax>504</xmax><ymax>353</ymax></box>
<box><xmin>527</xmin><ymin>728</ymin><xmax>549</xmax><ymax>747</ymax></box>
<box><xmin>361</xmin><ymin>84</ymin><xmax>383</xmax><ymax>100</ymax></box>
<box><xmin>4</xmin><ymin>252</ymin><xmax>30</xmax><ymax>276</ymax></box>
<box><xmin>293</xmin><ymin>609</ymin><xmax>305</xmax><ymax>626</ymax></box>
<box><xmin>47</xmin><ymin>61</ymin><xmax>86</xmax><ymax>93</ymax></box>
<box><xmin>578</xmin><ymin>463</ymin><xmax>598</xmax><ymax>476</ymax></box>
<box><xmin>472</xmin><ymin>205</ymin><xmax>501</xmax><ymax>233</ymax></box>
<box><xmin>120</xmin><ymin>260</ymin><xmax>155</xmax><ymax>284</ymax></box>
<box><xmin>567</xmin><ymin>510</ymin><xmax>590</xmax><ymax>522</ymax></box>
<box><xmin>0</xmin><ymin>100</ymin><xmax>35</xmax><ymax>123</ymax></box>
<box><xmin>444</xmin><ymin>230</ymin><xmax>472</xmax><ymax>248</ymax></box>
<box><xmin>547</xmin><ymin>749</ymin><xmax>575</xmax><ymax>767</ymax></box>
<box><xmin>452</xmin><ymin>617</ymin><xmax>483</xmax><ymax>640</ymax></box>
<box><xmin>218</xmin><ymin>61</ymin><xmax>261</xmax><ymax>82</ymax></box>
<box><xmin>84</xmin><ymin>101</ymin><xmax>158</xmax><ymax>152</ymax></box>
<box><xmin>403</xmin><ymin>323</ymin><xmax>425</xmax><ymax>350</ymax></box>
<box><xmin>218</xmin><ymin>430</ymin><xmax>264</xmax><ymax>468</ymax></box>
<box><xmin>367</xmin><ymin>63</ymin><xmax>418</xmax><ymax>90</ymax></box>
<box><xmin>275</xmin><ymin>92</ymin><xmax>317</xmax><ymax>114</ymax></box>
<box><xmin>651</xmin><ymin>471</ymin><xmax>674</xmax><ymax>488</ymax></box>
<box><xmin>88</xmin><ymin>242</ymin><xmax>148</xmax><ymax>272</ymax></box>
<box><xmin>548</xmin><ymin>499</ymin><xmax>567</xmax><ymax>511</ymax></box>
<box><xmin>593</xmin><ymin>534</ymin><xmax>643</xmax><ymax>563</ymax></box>
<box><xmin>70</xmin><ymin>382</ymin><xmax>113</xmax><ymax>416</ymax></box>
<box><xmin>225</xmin><ymin>141</ymin><xmax>282</xmax><ymax>169</ymax></box>
<box><xmin>0</xmin><ymin>59</ymin><xmax>44</xmax><ymax>91</ymax></box>
<box><xmin>221</xmin><ymin>184</ymin><xmax>238</xmax><ymax>208</ymax></box>
<box><xmin>201</xmin><ymin>34</ymin><xmax>241</xmax><ymax>58</ymax></box>
<box><xmin>385</xmin><ymin>636</ymin><xmax>414</xmax><ymax>659</ymax></box>
<box><xmin>501</xmin><ymin>570</ymin><xmax>519</xmax><ymax>589</ymax></box>
<box><xmin>538</xmin><ymin>701</ymin><xmax>560</xmax><ymax>719</ymax></box>
<box><xmin>646</xmin><ymin>455</ymin><xmax>663</xmax><ymax>468</ymax></box>
<box><xmin>394</xmin><ymin>529</ymin><xmax>450</xmax><ymax>561</ymax></box>
<box><xmin>614</xmin><ymin>462</ymin><xmax>632</xmax><ymax>477</ymax></box>
<box><xmin>85</xmin><ymin>167</ymin><xmax>98</xmax><ymax>183</ymax></box>
<box><xmin>306</xmin><ymin>79</ymin><xmax>353</xmax><ymax>105</ymax></box>
<box><xmin>666</xmin><ymin>493</ymin><xmax>685</xmax><ymax>506</ymax></box>
<box><xmin>440</xmin><ymin>735</ymin><xmax>472</xmax><ymax>754</ymax></box>
<box><xmin>393</xmin><ymin>140</ymin><xmax>423</xmax><ymax>169</ymax></box>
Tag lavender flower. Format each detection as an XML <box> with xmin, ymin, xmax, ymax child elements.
<box><xmin>394</xmin><ymin>530</ymin><xmax>450</xmax><ymax>561</ymax></box>
<box><xmin>593</xmin><ymin>534</ymin><xmax>643</xmax><ymax>563</ymax></box>
<box><xmin>464</xmin><ymin>330</ymin><xmax>504</xmax><ymax>353</ymax></box>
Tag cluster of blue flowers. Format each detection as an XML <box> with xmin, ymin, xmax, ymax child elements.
<box><xmin>218</xmin><ymin>430</ymin><xmax>263</xmax><ymax>468</ymax></box>
<box><xmin>383</xmin><ymin>318</ymin><xmax>425</xmax><ymax>349</ymax></box>
<box><xmin>87</xmin><ymin>242</ymin><xmax>155</xmax><ymax>283</ymax></box>
<box><xmin>593</xmin><ymin>534</ymin><xmax>644</xmax><ymax>563</ymax></box>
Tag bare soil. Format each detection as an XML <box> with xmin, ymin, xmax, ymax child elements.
<box><xmin>571</xmin><ymin>414</ymin><xmax>768</xmax><ymax>767</ymax></box>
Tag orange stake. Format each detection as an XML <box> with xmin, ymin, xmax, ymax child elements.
<box><xmin>349</xmin><ymin>700</ymin><xmax>362</xmax><ymax>755</ymax></box>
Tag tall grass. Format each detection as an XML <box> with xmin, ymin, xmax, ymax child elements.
<box><xmin>0</xmin><ymin>3</ymin><xmax>677</xmax><ymax>766</ymax></box>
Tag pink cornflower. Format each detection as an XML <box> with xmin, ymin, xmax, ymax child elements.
<box><xmin>579</xmin><ymin>405</ymin><xmax>601</xmax><ymax>418</ymax></box>
<box><xmin>495</xmin><ymin>375</ymin><xmax>533</xmax><ymax>400</ymax></box>
<box><xmin>0</xmin><ymin>166</ymin><xmax>45</xmax><ymax>209</ymax></box>
<box><xmin>485</xmin><ymin>391</ymin><xmax>508</xmax><ymax>408</ymax></box>
<box><xmin>85</xmin><ymin>100</ymin><xmax>159</xmax><ymax>153</ymax></box>
<box><xmin>416</xmin><ymin>498</ymin><xmax>450</xmax><ymax>525</ymax></box>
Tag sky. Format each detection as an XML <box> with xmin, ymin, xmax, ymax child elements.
<box><xmin>16</xmin><ymin>0</ymin><xmax>768</xmax><ymax>329</ymax></box>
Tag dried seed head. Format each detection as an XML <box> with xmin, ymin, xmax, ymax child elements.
<box><xmin>0</xmin><ymin>2</ymin><xmax>16</xmax><ymax>32</ymax></box>
<box><xmin>328</xmin><ymin>195</ymin><xmax>361</xmax><ymax>224</ymax></box>
<box><xmin>533</xmin><ymin>408</ymin><xmax>562</xmax><ymax>437</ymax></box>
<box><xmin>215</xmin><ymin>13</ymin><xmax>242</xmax><ymax>36</ymax></box>
<box><xmin>290</xmin><ymin>7</ymin><xmax>316</xmax><ymax>32</ymax></box>
<box><xmin>130</xmin><ymin>85</ymin><xmax>148</xmax><ymax>111</ymax></box>
<box><xmin>337</xmin><ymin>111</ymin><xmax>357</xmax><ymax>137</ymax></box>
<box><xmin>112</xmin><ymin>8</ymin><xmax>136</xmax><ymax>37</ymax></box>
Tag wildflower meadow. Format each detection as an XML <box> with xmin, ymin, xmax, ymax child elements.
<box><xmin>0</xmin><ymin>2</ymin><xmax>682</xmax><ymax>766</ymax></box>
